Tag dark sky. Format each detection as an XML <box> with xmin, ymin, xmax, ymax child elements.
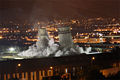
<box><xmin>0</xmin><ymin>0</ymin><xmax>120</xmax><ymax>23</ymax></box>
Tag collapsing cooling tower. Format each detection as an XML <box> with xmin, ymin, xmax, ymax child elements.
<box><xmin>36</xmin><ymin>28</ymin><xmax>49</xmax><ymax>50</ymax></box>
<box><xmin>18</xmin><ymin>26</ymin><xmax>94</xmax><ymax>58</ymax></box>
<box><xmin>58</xmin><ymin>26</ymin><xmax>74</xmax><ymax>48</ymax></box>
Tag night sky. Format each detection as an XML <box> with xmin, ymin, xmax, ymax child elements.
<box><xmin>0</xmin><ymin>0</ymin><xmax>120</xmax><ymax>23</ymax></box>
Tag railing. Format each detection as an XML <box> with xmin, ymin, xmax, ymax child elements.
<box><xmin>0</xmin><ymin>70</ymin><xmax>53</xmax><ymax>80</ymax></box>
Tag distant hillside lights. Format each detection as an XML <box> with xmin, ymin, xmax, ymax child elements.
<box><xmin>73</xmin><ymin>32</ymin><xmax>106</xmax><ymax>43</ymax></box>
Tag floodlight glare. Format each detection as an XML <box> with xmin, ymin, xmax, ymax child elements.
<box><xmin>9</xmin><ymin>47</ymin><xmax>15</xmax><ymax>52</ymax></box>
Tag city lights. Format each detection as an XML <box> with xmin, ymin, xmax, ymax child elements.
<box><xmin>0</xmin><ymin>36</ymin><xmax>3</xmax><ymax>39</ymax></box>
<box><xmin>65</xmin><ymin>68</ymin><xmax>68</xmax><ymax>73</ymax></box>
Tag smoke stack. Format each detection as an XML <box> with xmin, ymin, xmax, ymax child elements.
<box><xmin>36</xmin><ymin>28</ymin><xmax>49</xmax><ymax>49</ymax></box>
<box><xmin>58</xmin><ymin>26</ymin><xmax>74</xmax><ymax>48</ymax></box>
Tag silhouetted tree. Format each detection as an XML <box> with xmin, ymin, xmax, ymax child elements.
<box><xmin>112</xmin><ymin>46</ymin><xmax>120</xmax><ymax>58</ymax></box>
<box><xmin>86</xmin><ymin>69</ymin><xmax>105</xmax><ymax>80</ymax></box>
<box><xmin>107</xmin><ymin>71</ymin><xmax>120</xmax><ymax>80</ymax></box>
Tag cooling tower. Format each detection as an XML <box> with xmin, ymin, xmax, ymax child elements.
<box><xmin>36</xmin><ymin>28</ymin><xmax>49</xmax><ymax>49</ymax></box>
<box><xmin>58</xmin><ymin>26</ymin><xmax>74</xmax><ymax>48</ymax></box>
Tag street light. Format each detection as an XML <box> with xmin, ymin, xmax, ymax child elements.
<box><xmin>92</xmin><ymin>57</ymin><xmax>95</xmax><ymax>60</ymax></box>
<box><xmin>91</xmin><ymin>57</ymin><xmax>95</xmax><ymax>64</ymax></box>
<box><xmin>17</xmin><ymin>63</ymin><xmax>21</xmax><ymax>67</ymax></box>
<box><xmin>50</xmin><ymin>66</ymin><xmax>53</xmax><ymax>69</ymax></box>
<box><xmin>16</xmin><ymin>63</ymin><xmax>21</xmax><ymax>73</ymax></box>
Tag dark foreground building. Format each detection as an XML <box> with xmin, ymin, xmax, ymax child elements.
<box><xmin>0</xmin><ymin>53</ymin><xmax>120</xmax><ymax>80</ymax></box>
